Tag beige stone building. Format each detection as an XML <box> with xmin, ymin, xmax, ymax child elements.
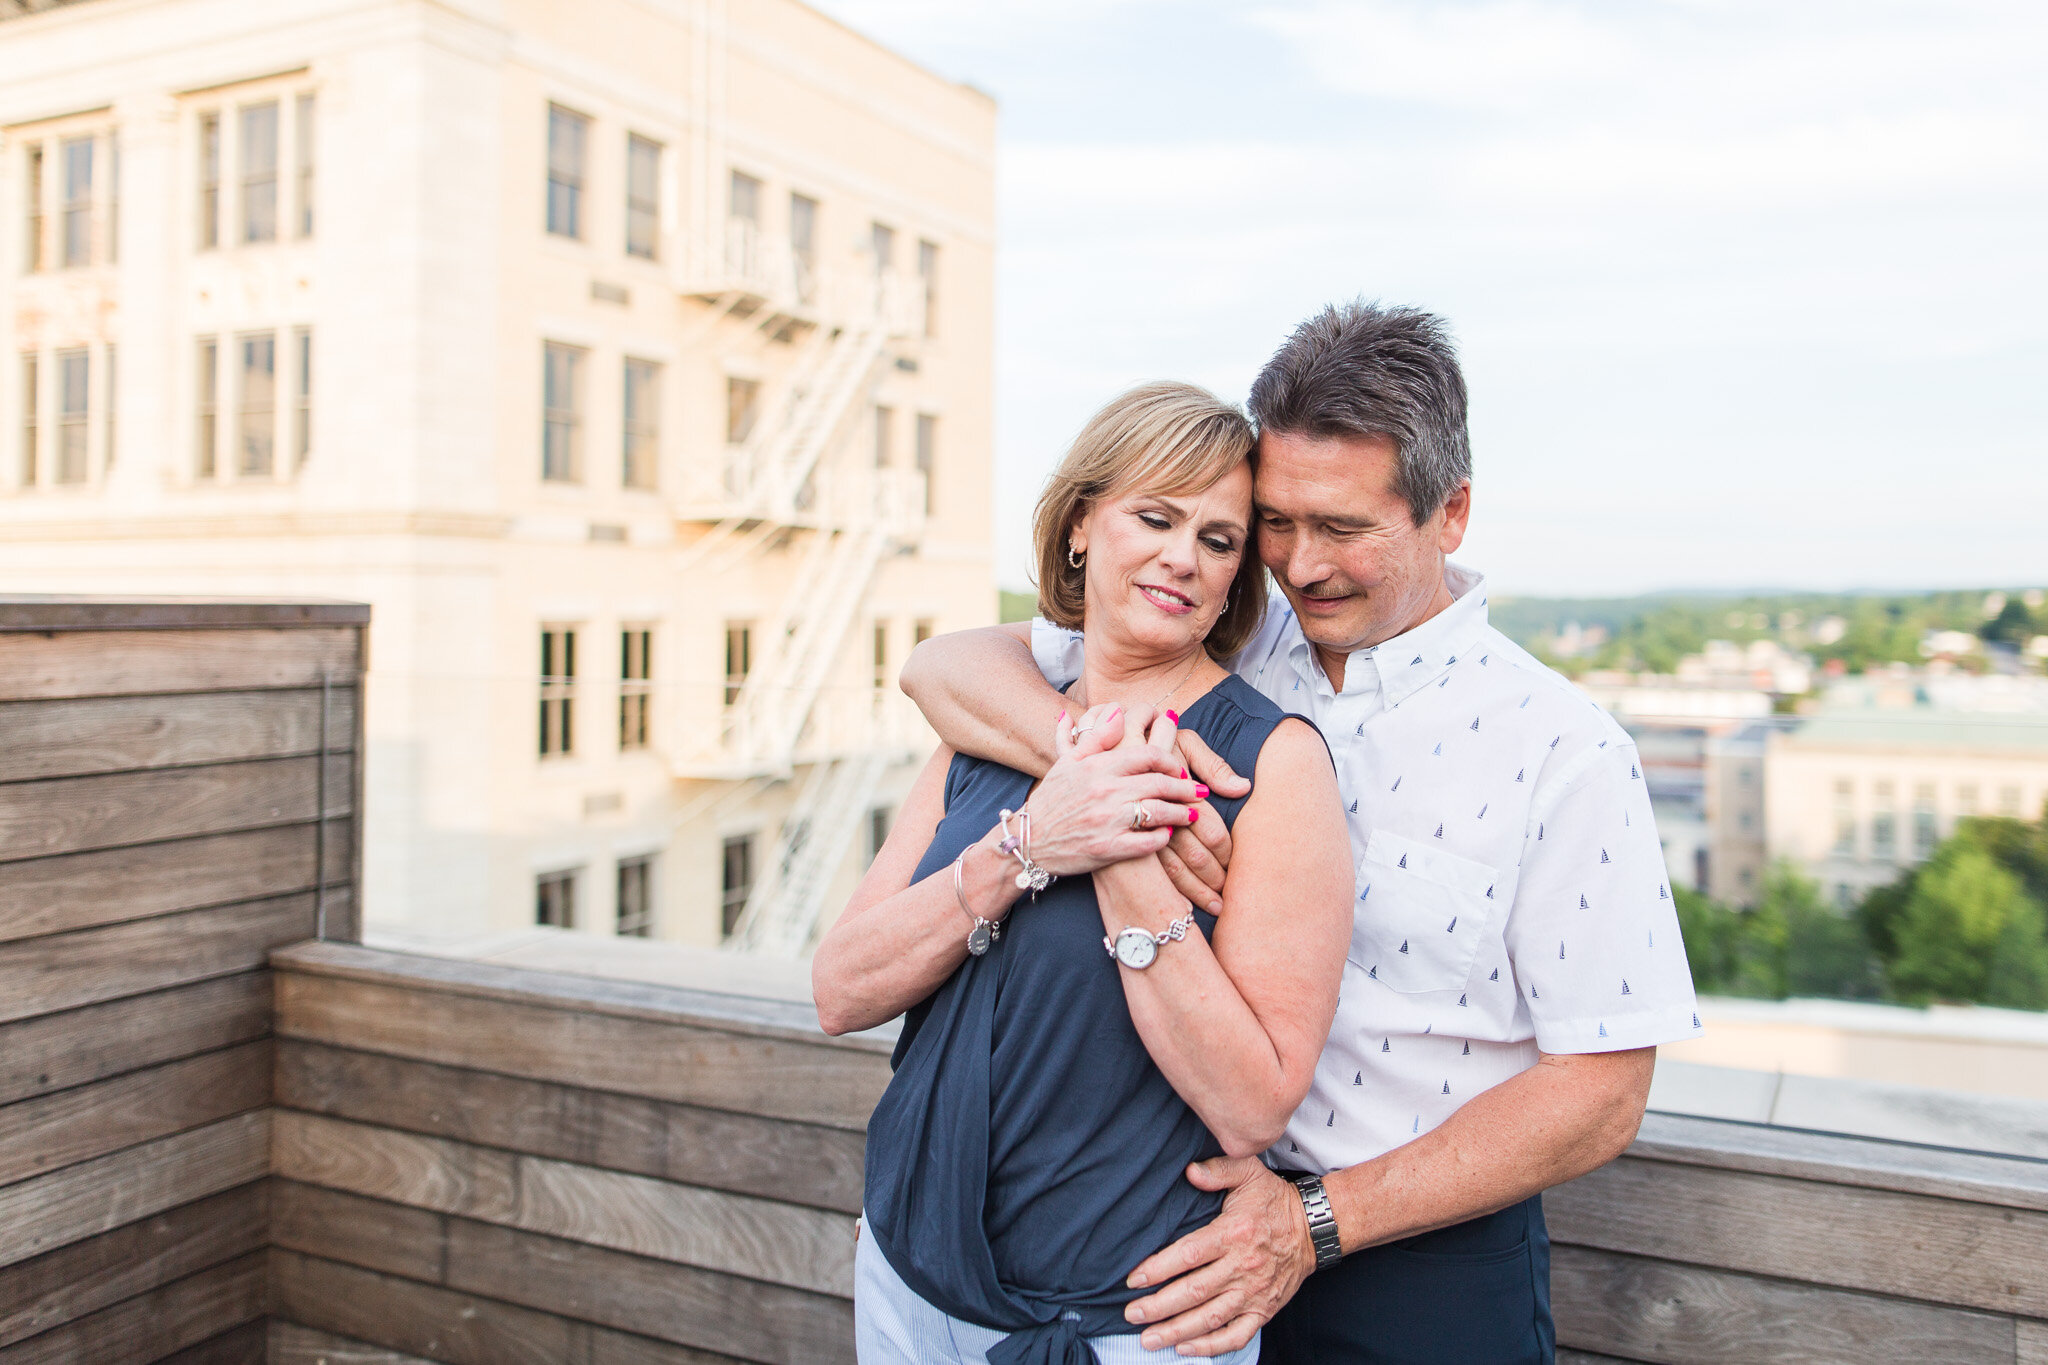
<box><xmin>0</xmin><ymin>0</ymin><xmax>996</xmax><ymax>949</ymax></box>
<box><xmin>1766</xmin><ymin>709</ymin><xmax>2048</xmax><ymax>907</ymax></box>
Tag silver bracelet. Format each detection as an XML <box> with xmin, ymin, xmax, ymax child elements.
<box><xmin>1292</xmin><ymin>1175</ymin><xmax>1344</xmax><ymax>1270</ymax></box>
<box><xmin>952</xmin><ymin>848</ymin><xmax>1001</xmax><ymax>957</ymax></box>
<box><xmin>997</xmin><ymin>808</ymin><xmax>1054</xmax><ymax>897</ymax></box>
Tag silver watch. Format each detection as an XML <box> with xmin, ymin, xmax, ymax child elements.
<box><xmin>1292</xmin><ymin>1175</ymin><xmax>1344</xmax><ymax>1269</ymax></box>
<box><xmin>1104</xmin><ymin>913</ymin><xmax>1195</xmax><ymax>970</ymax></box>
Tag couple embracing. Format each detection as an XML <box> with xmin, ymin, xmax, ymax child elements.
<box><xmin>813</xmin><ymin>301</ymin><xmax>1702</xmax><ymax>1364</ymax></box>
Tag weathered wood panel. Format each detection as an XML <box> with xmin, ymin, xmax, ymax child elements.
<box><xmin>2019</xmin><ymin>1320</ymin><xmax>2048</xmax><ymax>1365</ymax></box>
<box><xmin>1552</xmin><ymin>1243</ymin><xmax>2018</xmax><ymax>1364</ymax></box>
<box><xmin>0</xmin><ymin>894</ymin><xmax>321</xmax><ymax>1025</ymax></box>
<box><xmin>0</xmin><ymin>1041</ymin><xmax>270</xmax><ymax>1185</ymax></box>
<box><xmin>269</xmin><ymin>1249</ymin><xmax>743</xmax><ymax>1365</ymax></box>
<box><xmin>0</xmin><ymin>1251</ymin><xmax>264</xmax><ymax>1365</ymax></box>
<box><xmin>0</xmin><ymin>822</ymin><xmax>351</xmax><ymax>944</ymax></box>
<box><xmin>274</xmin><ymin>1041</ymin><xmax>866</xmax><ymax>1212</ymax></box>
<box><xmin>151</xmin><ymin>1319</ymin><xmax>269</xmax><ymax>1365</ymax></box>
<box><xmin>0</xmin><ymin>626</ymin><xmax>361</xmax><ymax>701</ymax></box>
<box><xmin>0</xmin><ymin>1185</ymin><xmax>265</xmax><ymax>1350</ymax></box>
<box><xmin>0</xmin><ymin>972</ymin><xmax>270</xmax><ymax>1107</ymax></box>
<box><xmin>270</xmin><ymin>1322</ymin><xmax>443</xmax><ymax>1365</ymax></box>
<box><xmin>0</xmin><ymin>754</ymin><xmax>354</xmax><ymax>864</ymax></box>
<box><xmin>272</xmin><ymin>1110</ymin><xmax>856</xmax><ymax>1296</ymax></box>
<box><xmin>0</xmin><ymin>1112</ymin><xmax>269</xmax><ymax>1270</ymax></box>
<box><xmin>444</xmin><ymin>1218</ymin><xmax>855</xmax><ymax>1365</ymax></box>
<box><xmin>0</xmin><ymin>687</ymin><xmax>357</xmax><ymax>783</ymax></box>
<box><xmin>1549</xmin><ymin>1153</ymin><xmax>2048</xmax><ymax>1319</ymax></box>
<box><xmin>271</xmin><ymin>1182</ymin><xmax>448</xmax><ymax>1285</ymax></box>
<box><xmin>274</xmin><ymin>971</ymin><xmax>889</xmax><ymax>1129</ymax></box>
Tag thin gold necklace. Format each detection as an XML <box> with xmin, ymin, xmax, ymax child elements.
<box><xmin>1074</xmin><ymin>651</ymin><xmax>1204</xmax><ymax>722</ymax></box>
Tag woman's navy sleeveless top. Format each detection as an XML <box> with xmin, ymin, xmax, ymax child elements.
<box><xmin>863</xmin><ymin>675</ymin><xmax>1295</xmax><ymax>1365</ymax></box>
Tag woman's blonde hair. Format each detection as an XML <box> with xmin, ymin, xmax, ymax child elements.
<box><xmin>1033</xmin><ymin>381</ymin><xmax>1265</xmax><ymax>660</ymax></box>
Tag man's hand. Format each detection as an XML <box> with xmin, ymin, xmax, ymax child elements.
<box><xmin>1156</xmin><ymin>728</ymin><xmax>1250</xmax><ymax>914</ymax></box>
<box><xmin>1124</xmin><ymin>1157</ymin><xmax>1314</xmax><ymax>1356</ymax></box>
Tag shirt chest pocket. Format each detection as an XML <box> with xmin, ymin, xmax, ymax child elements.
<box><xmin>1348</xmin><ymin>829</ymin><xmax>1501</xmax><ymax>995</ymax></box>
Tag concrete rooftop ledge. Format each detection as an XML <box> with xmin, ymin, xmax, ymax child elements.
<box><xmin>0</xmin><ymin>595</ymin><xmax>372</xmax><ymax>631</ymax></box>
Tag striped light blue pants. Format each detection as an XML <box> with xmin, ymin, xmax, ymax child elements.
<box><xmin>855</xmin><ymin>1220</ymin><xmax>1260</xmax><ymax>1364</ymax></box>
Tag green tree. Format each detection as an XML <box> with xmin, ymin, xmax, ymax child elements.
<box><xmin>1771</xmin><ymin>864</ymin><xmax>1882</xmax><ymax>999</ymax></box>
<box><xmin>1983</xmin><ymin>598</ymin><xmax>2036</xmax><ymax>647</ymax></box>
<box><xmin>1887</xmin><ymin>833</ymin><xmax>2048</xmax><ymax>1008</ymax></box>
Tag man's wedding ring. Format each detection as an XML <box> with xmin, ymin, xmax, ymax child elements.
<box><xmin>1129</xmin><ymin>801</ymin><xmax>1152</xmax><ymax>830</ymax></box>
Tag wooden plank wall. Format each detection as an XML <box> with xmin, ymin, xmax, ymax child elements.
<box><xmin>269</xmin><ymin>940</ymin><xmax>2048</xmax><ymax>1365</ymax></box>
<box><xmin>268</xmin><ymin>942</ymin><xmax>888</xmax><ymax>1365</ymax></box>
<box><xmin>0</xmin><ymin>600</ymin><xmax>366</xmax><ymax>1364</ymax></box>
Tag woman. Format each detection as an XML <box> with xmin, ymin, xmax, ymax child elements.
<box><xmin>814</xmin><ymin>382</ymin><xmax>1353</xmax><ymax>1364</ymax></box>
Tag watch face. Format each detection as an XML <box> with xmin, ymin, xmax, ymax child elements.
<box><xmin>1115</xmin><ymin>929</ymin><xmax>1158</xmax><ymax>970</ymax></box>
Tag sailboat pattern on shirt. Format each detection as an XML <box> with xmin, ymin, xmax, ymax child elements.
<box><xmin>1028</xmin><ymin>562</ymin><xmax>1703</xmax><ymax>1172</ymax></box>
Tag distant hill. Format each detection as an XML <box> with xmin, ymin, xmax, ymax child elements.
<box><xmin>1490</xmin><ymin>588</ymin><xmax>2041</xmax><ymax>676</ymax></box>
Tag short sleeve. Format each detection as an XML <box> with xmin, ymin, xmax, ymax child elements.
<box><xmin>1030</xmin><ymin>616</ymin><xmax>1085</xmax><ymax>688</ymax></box>
<box><xmin>1502</xmin><ymin>740</ymin><xmax>1703</xmax><ymax>1054</ymax></box>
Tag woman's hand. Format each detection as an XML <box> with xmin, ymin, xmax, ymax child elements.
<box><xmin>1023</xmin><ymin>703</ymin><xmax>1206</xmax><ymax>877</ymax></box>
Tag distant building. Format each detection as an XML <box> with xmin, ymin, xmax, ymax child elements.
<box><xmin>0</xmin><ymin>0</ymin><xmax>996</xmax><ymax>949</ymax></box>
<box><xmin>1766</xmin><ymin>698</ymin><xmax>2048</xmax><ymax>908</ymax></box>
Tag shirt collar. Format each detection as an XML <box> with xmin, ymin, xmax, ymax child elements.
<box><xmin>1285</xmin><ymin>561</ymin><xmax>1492</xmax><ymax>706</ymax></box>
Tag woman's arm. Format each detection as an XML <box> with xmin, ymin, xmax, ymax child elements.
<box><xmin>812</xmin><ymin>745</ymin><xmax>1024</xmax><ymax>1035</ymax></box>
<box><xmin>1091</xmin><ymin>719</ymin><xmax>1351</xmax><ymax>1156</ymax></box>
<box><xmin>899</xmin><ymin>622</ymin><xmax>1066</xmax><ymax>777</ymax></box>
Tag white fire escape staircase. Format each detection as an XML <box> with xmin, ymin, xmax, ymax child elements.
<box><xmin>727</xmin><ymin>746</ymin><xmax>893</xmax><ymax>955</ymax></box>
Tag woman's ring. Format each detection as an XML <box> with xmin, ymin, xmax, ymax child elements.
<box><xmin>1129</xmin><ymin>801</ymin><xmax>1151</xmax><ymax>830</ymax></box>
<box><xmin>1072</xmin><ymin>722</ymin><xmax>1097</xmax><ymax>738</ymax></box>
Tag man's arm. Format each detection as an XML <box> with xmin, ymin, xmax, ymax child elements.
<box><xmin>1123</xmin><ymin>1047</ymin><xmax>1656</xmax><ymax>1355</ymax></box>
<box><xmin>899</xmin><ymin>621</ymin><xmax>1063</xmax><ymax>776</ymax></box>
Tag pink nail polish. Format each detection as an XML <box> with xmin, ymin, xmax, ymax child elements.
<box><xmin>1180</xmin><ymin>768</ymin><xmax>1188</xmax><ymax>779</ymax></box>
<box><xmin>1059</xmin><ymin>710</ymin><xmax>1067</xmax><ymax>722</ymax></box>
<box><xmin>1165</xmin><ymin>709</ymin><xmax>1180</xmax><ymax>724</ymax></box>
<box><xmin>1195</xmin><ymin>784</ymin><xmax>1209</xmax><ymax>799</ymax></box>
<box><xmin>1189</xmin><ymin>808</ymin><xmax>1199</xmax><ymax>824</ymax></box>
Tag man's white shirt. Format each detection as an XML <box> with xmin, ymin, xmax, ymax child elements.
<box><xmin>1031</xmin><ymin>562</ymin><xmax>1702</xmax><ymax>1173</ymax></box>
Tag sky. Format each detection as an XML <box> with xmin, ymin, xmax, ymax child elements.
<box><xmin>810</xmin><ymin>0</ymin><xmax>2048</xmax><ymax>598</ymax></box>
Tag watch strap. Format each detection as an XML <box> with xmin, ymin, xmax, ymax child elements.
<box><xmin>1292</xmin><ymin>1175</ymin><xmax>1344</xmax><ymax>1270</ymax></box>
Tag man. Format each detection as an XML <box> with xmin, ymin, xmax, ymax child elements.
<box><xmin>901</xmin><ymin>301</ymin><xmax>1700</xmax><ymax>1363</ymax></box>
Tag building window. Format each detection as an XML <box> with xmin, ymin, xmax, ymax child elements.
<box><xmin>23</xmin><ymin>143</ymin><xmax>45</xmax><ymax>273</ymax></box>
<box><xmin>729</xmin><ymin>169</ymin><xmax>761</xmax><ymax>225</ymax></box>
<box><xmin>914</xmin><ymin>619</ymin><xmax>934</xmax><ymax>648</ymax></box>
<box><xmin>55</xmin><ymin>349</ymin><xmax>87</xmax><ymax>484</ymax></box>
<box><xmin>1957</xmin><ymin>783</ymin><xmax>1979</xmax><ymax>817</ymax></box>
<box><xmin>918</xmin><ymin>238</ymin><xmax>938</xmax><ymax>336</ymax></box>
<box><xmin>106</xmin><ymin>133</ymin><xmax>119</xmax><ymax>263</ymax></box>
<box><xmin>915</xmin><ymin>413</ymin><xmax>935</xmax><ymax>514</ymax></box>
<box><xmin>867</xmin><ymin>806</ymin><xmax>892</xmax><ymax>863</ymax></box>
<box><xmin>726</xmin><ymin>376</ymin><xmax>760</xmax><ymax>445</ymax></box>
<box><xmin>103</xmin><ymin>344</ymin><xmax>116</xmax><ymax>472</ymax></box>
<box><xmin>1999</xmin><ymin>786</ymin><xmax>2023</xmax><ymax>816</ymax></box>
<box><xmin>61</xmin><ymin>136</ymin><xmax>92</xmax><ymax>268</ymax></box>
<box><xmin>622</xmin><ymin>358</ymin><xmax>660</xmax><ymax>490</ymax></box>
<box><xmin>1913</xmin><ymin>783</ymin><xmax>1938</xmax><ymax>858</ymax></box>
<box><xmin>872</xmin><ymin>621</ymin><xmax>888</xmax><ymax>690</ymax></box>
<box><xmin>238</xmin><ymin>332</ymin><xmax>276</xmax><ymax>476</ymax></box>
<box><xmin>540</xmin><ymin>627</ymin><xmax>577</xmax><ymax>756</ymax></box>
<box><xmin>790</xmin><ymin>192</ymin><xmax>818</xmax><ymax>302</ymax></box>
<box><xmin>240</xmin><ymin>101</ymin><xmax>279</xmax><ymax>244</ymax></box>
<box><xmin>292</xmin><ymin>328</ymin><xmax>312</xmax><ymax>465</ymax></box>
<box><xmin>871</xmin><ymin>221</ymin><xmax>895</xmax><ymax>276</ymax></box>
<box><xmin>616</xmin><ymin>855</ymin><xmax>654</xmax><ymax>938</ymax></box>
<box><xmin>1830</xmin><ymin>778</ymin><xmax>1854</xmax><ymax>856</ymax></box>
<box><xmin>17</xmin><ymin>354</ymin><xmax>36</xmax><ymax>487</ymax></box>
<box><xmin>195</xmin><ymin>338</ymin><xmax>218</xmax><ymax>477</ymax></box>
<box><xmin>873</xmin><ymin>405</ymin><xmax>893</xmax><ymax>467</ymax></box>
<box><xmin>198</xmin><ymin>113</ymin><xmax>220</xmax><ymax>249</ymax></box>
<box><xmin>1870</xmin><ymin>780</ymin><xmax>1896</xmax><ymax>861</ymax></box>
<box><xmin>294</xmin><ymin>93</ymin><xmax>315</xmax><ymax>237</ymax></box>
<box><xmin>724</xmin><ymin>622</ymin><xmax>751</xmax><ymax>707</ymax></box>
<box><xmin>626</xmin><ymin>133</ymin><xmax>660</xmax><ymax>259</ymax></box>
<box><xmin>546</xmin><ymin>105</ymin><xmax>587</xmax><ymax>238</ymax></box>
<box><xmin>542</xmin><ymin>342</ymin><xmax>584</xmax><ymax>481</ymax></box>
<box><xmin>620</xmin><ymin>627</ymin><xmax>652</xmax><ymax>750</ymax></box>
<box><xmin>536</xmin><ymin>869</ymin><xmax>577</xmax><ymax>929</ymax></box>
<box><xmin>721</xmin><ymin>834</ymin><xmax>754</xmax><ymax>938</ymax></box>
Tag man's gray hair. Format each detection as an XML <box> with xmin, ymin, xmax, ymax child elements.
<box><xmin>1246</xmin><ymin>301</ymin><xmax>1471</xmax><ymax>526</ymax></box>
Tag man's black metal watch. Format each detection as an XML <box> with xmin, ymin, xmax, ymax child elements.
<box><xmin>1291</xmin><ymin>1174</ymin><xmax>1344</xmax><ymax>1270</ymax></box>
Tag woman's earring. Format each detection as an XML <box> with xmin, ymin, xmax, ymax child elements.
<box><xmin>1067</xmin><ymin>544</ymin><xmax>1084</xmax><ymax>569</ymax></box>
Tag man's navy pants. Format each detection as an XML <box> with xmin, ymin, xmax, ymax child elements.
<box><xmin>1261</xmin><ymin>1194</ymin><xmax>1554</xmax><ymax>1365</ymax></box>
